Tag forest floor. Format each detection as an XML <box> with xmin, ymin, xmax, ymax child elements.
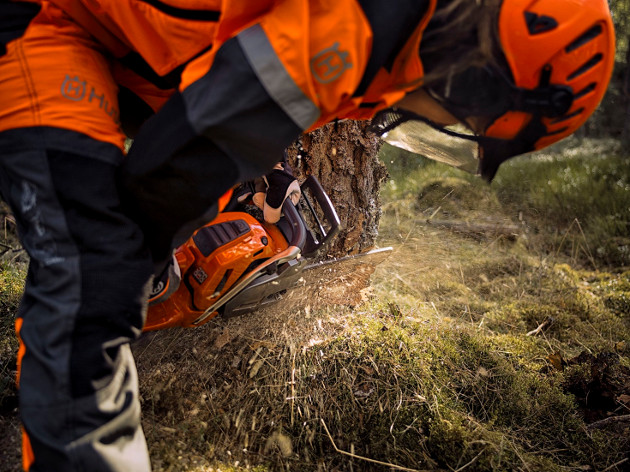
<box><xmin>1</xmin><ymin>138</ymin><xmax>629</xmax><ymax>471</ymax></box>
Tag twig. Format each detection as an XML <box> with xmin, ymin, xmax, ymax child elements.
<box><xmin>509</xmin><ymin>438</ymin><xmax>532</xmax><ymax>472</ymax></box>
<box><xmin>554</xmin><ymin>218</ymin><xmax>577</xmax><ymax>259</ymax></box>
<box><xmin>599</xmin><ymin>457</ymin><xmax>629</xmax><ymax>472</ymax></box>
<box><xmin>427</xmin><ymin>206</ymin><xmax>442</xmax><ymax>221</ymax></box>
<box><xmin>526</xmin><ymin>317</ymin><xmax>554</xmax><ymax>336</ymax></box>
<box><xmin>320</xmin><ymin>418</ymin><xmax>430</xmax><ymax>472</ymax></box>
<box><xmin>587</xmin><ymin>414</ymin><xmax>630</xmax><ymax>430</ymax></box>
<box><xmin>10</xmin><ymin>248</ymin><xmax>26</xmax><ymax>263</ymax></box>
<box><xmin>574</xmin><ymin>219</ymin><xmax>597</xmax><ymax>270</ymax></box>
<box><xmin>553</xmin><ymin>218</ymin><xmax>597</xmax><ymax>269</ymax></box>
<box><xmin>452</xmin><ymin>448</ymin><xmax>486</xmax><ymax>472</ymax></box>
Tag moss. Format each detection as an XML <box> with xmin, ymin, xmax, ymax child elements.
<box><xmin>0</xmin><ymin>263</ymin><xmax>25</xmax><ymax>411</ymax></box>
<box><xmin>136</xmin><ymin>143</ymin><xmax>630</xmax><ymax>471</ymax></box>
<box><xmin>590</xmin><ymin>271</ymin><xmax>630</xmax><ymax>319</ymax></box>
<box><xmin>305</xmin><ymin>316</ymin><xmax>627</xmax><ymax>471</ymax></box>
<box><xmin>493</xmin><ymin>152</ymin><xmax>630</xmax><ymax>268</ymax></box>
<box><xmin>2</xmin><ymin>141</ymin><xmax>628</xmax><ymax>471</ymax></box>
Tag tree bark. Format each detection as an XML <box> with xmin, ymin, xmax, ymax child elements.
<box><xmin>286</xmin><ymin>120</ymin><xmax>388</xmax><ymax>258</ymax></box>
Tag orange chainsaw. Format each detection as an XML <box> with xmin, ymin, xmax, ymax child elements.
<box><xmin>143</xmin><ymin>176</ymin><xmax>341</xmax><ymax>331</ymax></box>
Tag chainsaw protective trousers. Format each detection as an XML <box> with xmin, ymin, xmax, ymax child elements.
<box><xmin>0</xmin><ymin>128</ymin><xmax>153</xmax><ymax>471</ymax></box>
<box><xmin>0</xmin><ymin>4</ymin><xmax>153</xmax><ymax>470</ymax></box>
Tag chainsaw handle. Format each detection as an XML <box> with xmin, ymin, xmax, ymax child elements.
<box><xmin>299</xmin><ymin>176</ymin><xmax>341</xmax><ymax>258</ymax></box>
<box><xmin>282</xmin><ymin>199</ymin><xmax>307</xmax><ymax>251</ymax></box>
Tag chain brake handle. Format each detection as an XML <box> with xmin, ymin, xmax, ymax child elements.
<box><xmin>299</xmin><ymin>175</ymin><xmax>341</xmax><ymax>257</ymax></box>
<box><xmin>276</xmin><ymin>176</ymin><xmax>340</xmax><ymax>258</ymax></box>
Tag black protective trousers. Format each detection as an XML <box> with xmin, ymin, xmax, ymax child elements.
<box><xmin>0</xmin><ymin>128</ymin><xmax>154</xmax><ymax>471</ymax></box>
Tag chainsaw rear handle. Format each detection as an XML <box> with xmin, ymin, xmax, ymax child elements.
<box><xmin>192</xmin><ymin>204</ymin><xmax>304</xmax><ymax>326</ymax></box>
<box><xmin>191</xmin><ymin>177</ymin><xmax>337</xmax><ymax>326</ymax></box>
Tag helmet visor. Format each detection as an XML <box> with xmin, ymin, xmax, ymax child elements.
<box><xmin>371</xmin><ymin>107</ymin><xmax>548</xmax><ymax>181</ymax></box>
<box><xmin>382</xmin><ymin>119</ymin><xmax>480</xmax><ymax>174</ymax></box>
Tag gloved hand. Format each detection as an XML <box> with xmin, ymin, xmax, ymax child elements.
<box><xmin>254</xmin><ymin>161</ymin><xmax>301</xmax><ymax>223</ymax></box>
<box><xmin>236</xmin><ymin>161</ymin><xmax>301</xmax><ymax>224</ymax></box>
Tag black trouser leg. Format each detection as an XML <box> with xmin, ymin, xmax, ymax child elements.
<box><xmin>0</xmin><ymin>128</ymin><xmax>153</xmax><ymax>472</ymax></box>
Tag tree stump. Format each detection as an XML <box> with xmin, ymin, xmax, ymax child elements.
<box><xmin>286</xmin><ymin>121</ymin><xmax>388</xmax><ymax>257</ymax></box>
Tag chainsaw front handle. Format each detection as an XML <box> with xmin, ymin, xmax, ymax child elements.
<box><xmin>297</xmin><ymin>176</ymin><xmax>340</xmax><ymax>257</ymax></box>
<box><xmin>281</xmin><ymin>198</ymin><xmax>307</xmax><ymax>250</ymax></box>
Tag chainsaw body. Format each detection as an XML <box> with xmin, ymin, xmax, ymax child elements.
<box><xmin>144</xmin><ymin>176</ymin><xmax>340</xmax><ymax>331</ymax></box>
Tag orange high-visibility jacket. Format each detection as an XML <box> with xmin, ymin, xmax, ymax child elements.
<box><xmin>45</xmin><ymin>0</ymin><xmax>436</xmax><ymax>129</ymax></box>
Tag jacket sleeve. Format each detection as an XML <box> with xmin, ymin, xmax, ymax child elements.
<box><xmin>120</xmin><ymin>1</ymin><xmax>374</xmax><ymax>263</ymax></box>
<box><xmin>178</xmin><ymin>0</ymin><xmax>375</xmax><ymax>177</ymax></box>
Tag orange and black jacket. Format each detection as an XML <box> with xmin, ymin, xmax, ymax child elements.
<box><xmin>3</xmin><ymin>0</ymin><xmax>436</xmax><ymax>247</ymax></box>
<box><xmin>31</xmin><ymin>0</ymin><xmax>436</xmax><ymax>130</ymax></box>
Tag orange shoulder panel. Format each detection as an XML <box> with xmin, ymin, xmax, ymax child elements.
<box><xmin>260</xmin><ymin>0</ymin><xmax>372</xmax><ymax>118</ymax></box>
<box><xmin>188</xmin><ymin>0</ymin><xmax>435</xmax><ymax>128</ymax></box>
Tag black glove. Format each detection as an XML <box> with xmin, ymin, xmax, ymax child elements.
<box><xmin>236</xmin><ymin>161</ymin><xmax>300</xmax><ymax>224</ymax></box>
<box><xmin>254</xmin><ymin>162</ymin><xmax>302</xmax><ymax>223</ymax></box>
<box><xmin>256</xmin><ymin>161</ymin><xmax>301</xmax><ymax>223</ymax></box>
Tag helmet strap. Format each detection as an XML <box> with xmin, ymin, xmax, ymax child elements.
<box><xmin>510</xmin><ymin>65</ymin><xmax>574</xmax><ymax>118</ymax></box>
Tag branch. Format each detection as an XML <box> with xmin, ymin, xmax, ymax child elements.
<box><xmin>600</xmin><ymin>457</ymin><xmax>629</xmax><ymax>472</ymax></box>
<box><xmin>424</xmin><ymin>219</ymin><xmax>521</xmax><ymax>239</ymax></box>
<box><xmin>587</xmin><ymin>414</ymin><xmax>630</xmax><ymax>430</ymax></box>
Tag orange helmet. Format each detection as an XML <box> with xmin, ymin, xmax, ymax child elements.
<box><xmin>484</xmin><ymin>0</ymin><xmax>615</xmax><ymax>178</ymax></box>
<box><xmin>375</xmin><ymin>0</ymin><xmax>615</xmax><ymax>180</ymax></box>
